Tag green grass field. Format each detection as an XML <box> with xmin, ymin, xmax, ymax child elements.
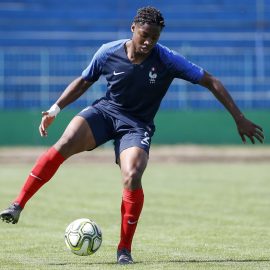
<box><xmin>0</xmin><ymin>160</ymin><xmax>269</xmax><ymax>270</ymax></box>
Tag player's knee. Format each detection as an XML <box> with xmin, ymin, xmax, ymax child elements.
<box><xmin>122</xmin><ymin>167</ymin><xmax>143</xmax><ymax>189</ymax></box>
<box><xmin>55</xmin><ymin>134</ymin><xmax>78</xmax><ymax>157</ymax></box>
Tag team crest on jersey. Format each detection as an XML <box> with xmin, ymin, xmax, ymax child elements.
<box><xmin>149</xmin><ymin>67</ymin><xmax>157</xmax><ymax>84</ymax></box>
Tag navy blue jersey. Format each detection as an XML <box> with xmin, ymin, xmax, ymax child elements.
<box><xmin>82</xmin><ymin>39</ymin><xmax>204</xmax><ymax>124</ymax></box>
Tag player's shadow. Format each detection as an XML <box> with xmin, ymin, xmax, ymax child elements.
<box><xmin>171</xmin><ymin>258</ymin><xmax>270</xmax><ymax>263</ymax></box>
<box><xmin>137</xmin><ymin>258</ymin><xmax>270</xmax><ymax>264</ymax></box>
<box><xmin>47</xmin><ymin>262</ymin><xmax>116</xmax><ymax>266</ymax></box>
<box><xmin>47</xmin><ymin>258</ymin><xmax>270</xmax><ymax>266</ymax></box>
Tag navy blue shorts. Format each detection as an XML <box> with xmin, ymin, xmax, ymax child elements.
<box><xmin>77</xmin><ymin>106</ymin><xmax>155</xmax><ymax>161</ymax></box>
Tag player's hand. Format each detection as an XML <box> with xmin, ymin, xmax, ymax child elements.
<box><xmin>236</xmin><ymin>116</ymin><xmax>264</xmax><ymax>144</ymax></box>
<box><xmin>39</xmin><ymin>111</ymin><xmax>55</xmax><ymax>137</ymax></box>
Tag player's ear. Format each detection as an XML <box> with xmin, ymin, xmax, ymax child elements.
<box><xmin>131</xmin><ymin>23</ymin><xmax>135</xmax><ymax>33</ymax></box>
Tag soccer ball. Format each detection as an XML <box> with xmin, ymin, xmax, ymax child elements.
<box><xmin>64</xmin><ymin>218</ymin><xmax>102</xmax><ymax>256</ymax></box>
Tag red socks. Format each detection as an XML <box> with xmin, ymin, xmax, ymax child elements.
<box><xmin>14</xmin><ymin>147</ymin><xmax>65</xmax><ymax>208</ymax></box>
<box><xmin>118</xmin><ymin>188</ymin><xmax>144</xmax><ymax>252</ymax></box>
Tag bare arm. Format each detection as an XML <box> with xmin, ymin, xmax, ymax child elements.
<box><xmin>39</xmin><ymin>76</ymin><xmax>93</xmax><ymax>137</ymax></box>
<box><xmin>55</xmin><ymin>76</ymin><xmax>93</xmax><ymax>109</ymax></box>
<box><xmin>199</xmin><ymin>71</ymin><xmax>264</xmax><ymax>144</ymax></box>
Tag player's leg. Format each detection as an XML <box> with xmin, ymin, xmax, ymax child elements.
<box><xmin>0</xmin><ymin>115</ymin><xmax>96</xmax><ymax>224</ymax></box>
<box><xmin>119</xmin><ymin>146</ymin><xmax>148</xmax><ymax>190</ymax></box>
<box><xmin>117</xmin><ymin>147</ymin><xmax>148</xmax><ymax>264</ymax></box>
<box><xmin>54</xmin><ymin>115</ymin><xmax>96</xmax><ymax>158</ymax></box>
<box><xmin>16</xmin><ymin>115</ymin><xmax>96</xmax><ymax>203</ymax></box>
<box><xmin>115</xmin><ymin>126</ymin><xmax>153</xmax><ymax>264</ymax></box>
<box><xmin>0</xmin><ymin>107</ymin><xmax>111</xmax><ymax>224</ymax></box>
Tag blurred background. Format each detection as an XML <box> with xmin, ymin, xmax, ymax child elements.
<box><xmin>0</xmin><ymin>0</ymin><xmax>269</xmax><ymax>146</ymax></box>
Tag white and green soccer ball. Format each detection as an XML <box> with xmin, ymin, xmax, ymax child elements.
<box><xmin>64</xmin><ymin>218</ymin><xmax>102</xmax><ymax>256</ymax></box>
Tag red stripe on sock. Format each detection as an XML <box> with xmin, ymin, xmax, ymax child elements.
<box><xmin>14</xmin><ymin>147</ymin><xmax>65</xmax><ymax>208</ymax></box>
<box><xmin>118</xmin><ymin>188</ymin><xmax>144</xmax><ymax>252</ymax></box>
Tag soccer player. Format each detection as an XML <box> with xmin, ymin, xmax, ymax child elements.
<box><xmin>0</xmin><ymin>6</ymin><xmax>264</xmax><ymax>264</ymax></box>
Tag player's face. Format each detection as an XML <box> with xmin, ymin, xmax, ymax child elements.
<box><xmin>131</xmin><ymin>23</ymin><xmax>161</xmax><ymax>55</ymax></box>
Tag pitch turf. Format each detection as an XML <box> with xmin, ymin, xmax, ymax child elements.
<box><xmin>0</xmin><ymin>161</ymin><xmax>269</xmax><ymax>270</ymax></box>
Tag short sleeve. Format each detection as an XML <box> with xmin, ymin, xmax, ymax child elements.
<box><xmin>81</xmin><ymin>45</ymin><xmax>107</xmax><ymax>82</ymax></box>
<box><xmin>158</xmin><ymin>44</ymin><xmax>204</xmax><ymax>84</ymax></box>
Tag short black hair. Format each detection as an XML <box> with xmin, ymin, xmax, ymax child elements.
<box><xmin>133</xmin><ymin>6</ymin><xmax>165</xmax><ymax>29</ymax></box>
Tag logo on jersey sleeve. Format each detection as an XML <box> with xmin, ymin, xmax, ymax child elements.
<box><xmin>149</xmin><ymin>67</ymin><xmax>157</xmax><ymax>84</ymax></box>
